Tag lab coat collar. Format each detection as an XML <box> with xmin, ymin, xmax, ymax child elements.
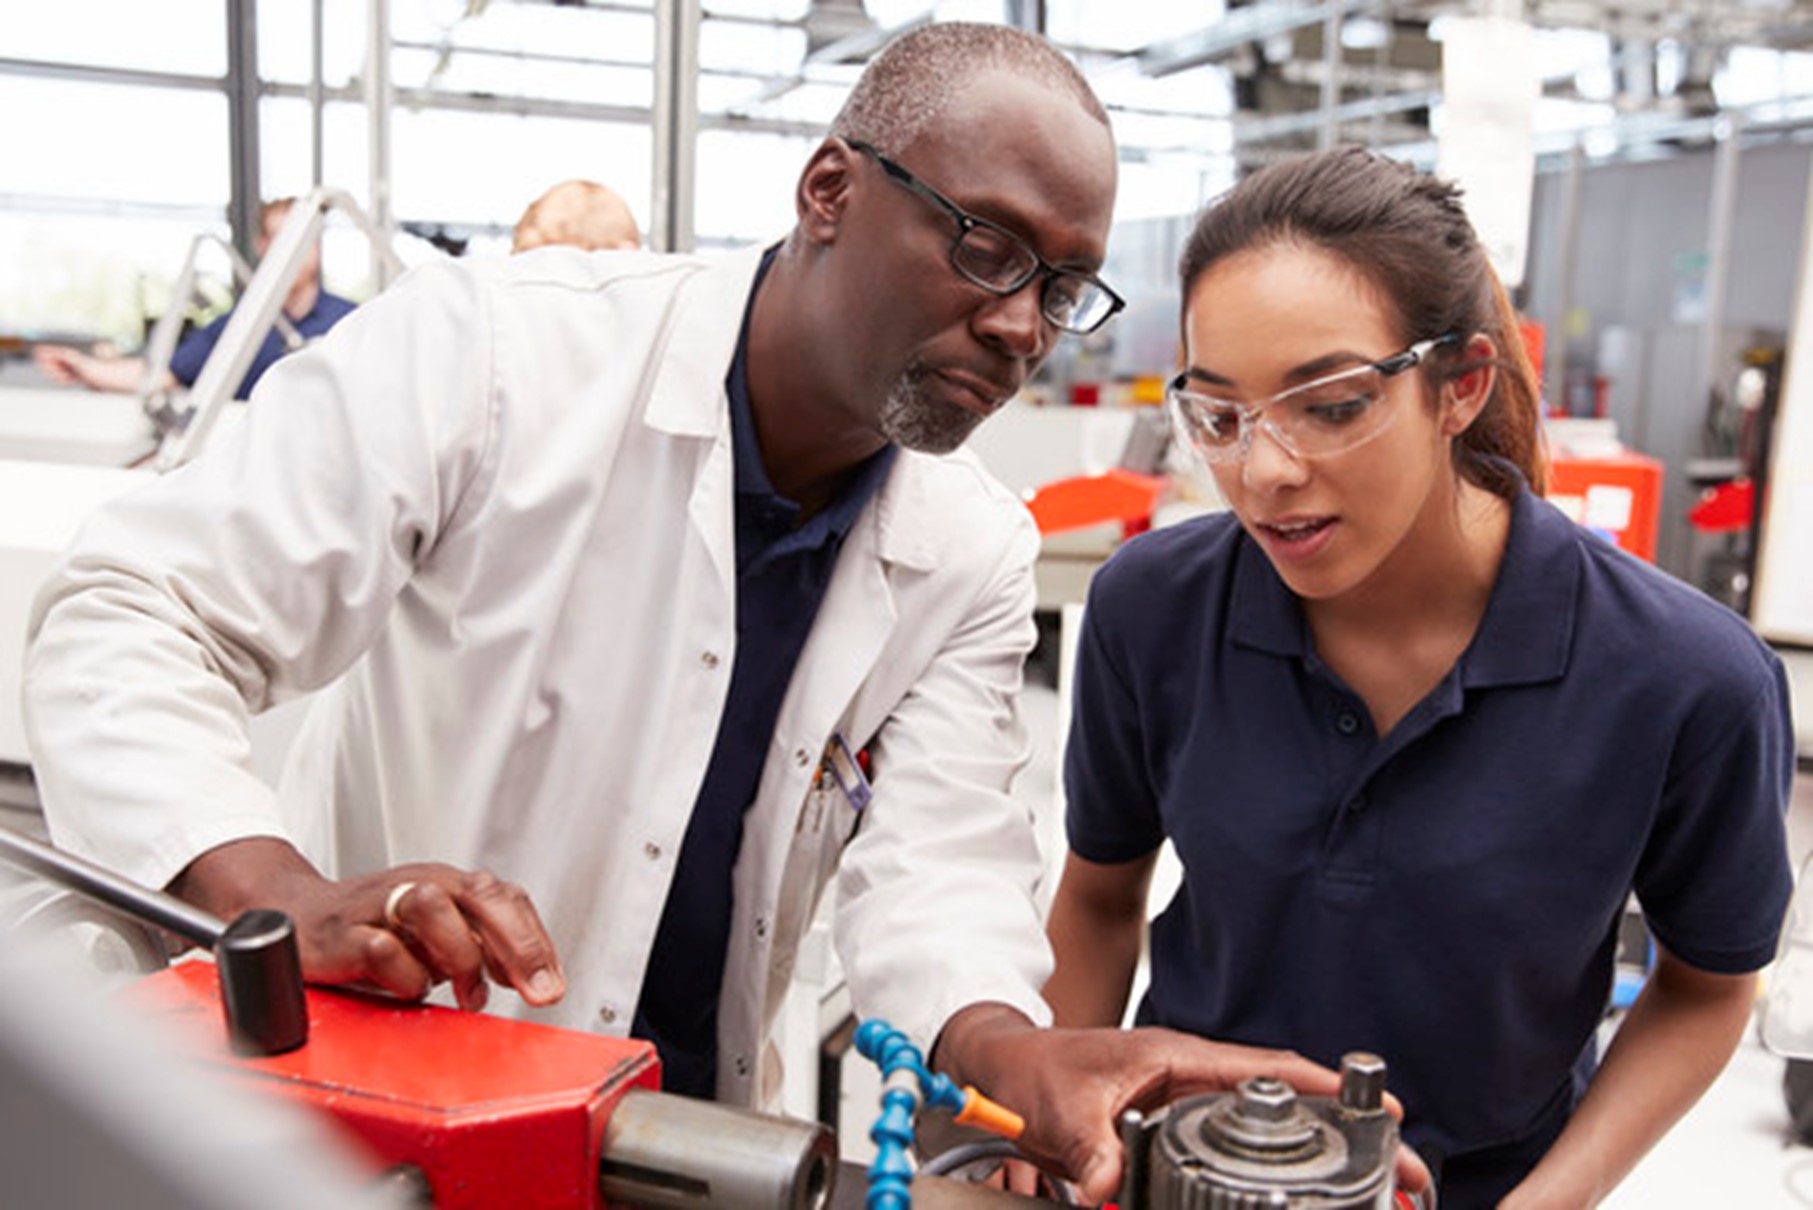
<box><xmin>866</xmin><ymin>449</ymin><xmax>993</xmax><ymax>574</ymax></box>
<box><xmin>642</xmin><ymin>241</ymin><xmax>772</xmax><ymax>439</ymax></box>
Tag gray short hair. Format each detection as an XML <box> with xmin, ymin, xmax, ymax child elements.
<box><xmin>829</xmin><ymin>22</ymin><xmax>1108</xmax><ymax>156</ymax></box>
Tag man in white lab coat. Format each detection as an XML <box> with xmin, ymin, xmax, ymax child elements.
<box><xmin>23</xmin><ymin>21</ymin><xmax>1342</xmax><ymax>1200</ymax></box>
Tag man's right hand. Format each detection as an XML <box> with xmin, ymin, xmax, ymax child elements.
<box><xmin>169</xmin><ymin>837</ymin><xmax>565</xmax><ymax>1013</ymax></box>
<box><xmin>931</xmin><ymin>1004</ymin><xmax>1430</xmax><ymax>1205</ymax></box>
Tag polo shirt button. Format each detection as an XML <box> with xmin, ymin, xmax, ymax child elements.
<box><xmin>1336</xmin><ymin>711</ymin><xmax>1361</xmax><ymax>735</ymax></box>
<box><xmin>700</xmin><ymin>650</ymin><xmax>720</xmax><ymax>669</ymax></box>
<box><xmin>734</xmin><ymin>1055</ymin><xmax>751</xmax><ymax>1077</ymax></box>
<box><xmin>755</xmin><ymin>916</ymin><xmax>770</xmax><ymax>941</ymax></box>
<box><xmin>598</xmin><ymin>1004</ymin><xmax>618</xmax><ymax>1024</ymax></box>
<box><xmin>794</xmin><ymin>747</ymin><xmax>811</xmax><ymax>767</ymax></box>
<box><xmin>644</xmin><ymin>841</ymin><xmax>662</xmax><ymax>860</ymax></box>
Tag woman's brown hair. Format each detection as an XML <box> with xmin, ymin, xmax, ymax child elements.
<box><xmin>1177</xmin><ymin>146</ymin><xmax>1547</xmax><ymax>496</ymax></box>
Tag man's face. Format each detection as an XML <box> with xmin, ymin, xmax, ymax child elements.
<box><xmin>257</xmin><ymin>204</ymin><xmax>320</xmax><ymax>287</ymax></box>
<box><xmin>834</xmin><ymin>74</ymin><xmax>1118</xmax><ymax>454</ymax></box>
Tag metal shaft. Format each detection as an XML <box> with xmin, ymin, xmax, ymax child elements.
<box><xmin>0</xmin><ymin>826</ymin><xmax>223</xmax><ymax>947</ymax></box>
<box><xmin>600</xmin><ymin>1087</ymin><xmax>836</xmax><ymax>1209</ymax></box>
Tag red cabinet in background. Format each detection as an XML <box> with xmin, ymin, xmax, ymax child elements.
<box><xmin>1546</xmin><ymin>452</ymin><xmax>1664</xmax><ymax>563</ymax></box>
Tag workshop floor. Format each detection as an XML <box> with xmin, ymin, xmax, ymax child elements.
<box><xmin>1011</xmin><ymin>678</ymin><xmax>1813</xmax><ymax>1209</ymax></box>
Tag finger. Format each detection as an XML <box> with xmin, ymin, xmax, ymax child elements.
<box><xmin>1002</xmin><ymin>1159</ymin><xmax>1042</xmax><ymax>1197</ymax></box>
<box><xmin>449</xmin><ymin>869</ymin><xmax>566</xmax><ymax>1005</ymax></box>
<box><xmin>355</xmin><ymin>925</ymin><xmax>438</xmax><ymax>1002</ymax></box>
<box><xmin>1260</xmin><ymin>1051</ymin><xmax>1345</xmax><ymax>1097</ymax></box>
<box><xmin>1072</xmin><ymin>1141</ymin><xmax>1122</xmax><ymax>1206</ymax></box>
<box><xmin>390</xmin><ymin>880</ymin><xmax>491</xmax><ymax>1012</ymax></box>
<box><xmin>1125</xmin><ymin>1037</ymin><xmax>1340</xmax><ymax>1110</ymax></box>
<box><xmin>1395</xmin><ymin>1143</ymin><xmax>1432</xmax><ymax>1195</ymax></box>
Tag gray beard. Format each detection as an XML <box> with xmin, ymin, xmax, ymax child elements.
<box><xmin>877</xmin><ymin>360</ymin><xmax>984</xmax><ymax>455</ymax></box>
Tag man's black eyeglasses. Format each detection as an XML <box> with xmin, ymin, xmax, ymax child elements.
<box><xmin>847</xmin><ymin>140</ymin><xmax>1124</xmax><ymax>336</ymax></box>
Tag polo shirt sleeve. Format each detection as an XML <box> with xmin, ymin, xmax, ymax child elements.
<box><xmin>1636</xmin><ymin>649</ymin><xmax>1795</xmax><ymax>974</ymax></box>
<box><xmin>1064</xmin><ymin>555</ymin><xmax>1167</xmax><ymax>865</ymax></box>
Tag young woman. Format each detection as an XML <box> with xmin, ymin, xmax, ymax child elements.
<box><xmin>1044</xmin><ymin>146</ymin><xmax>1794</xmax><ymax>1207</ymax></box>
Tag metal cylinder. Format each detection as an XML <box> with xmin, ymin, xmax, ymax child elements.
<box><xmin>1132</xmin><ymin>1053</ymin><xmax>1398</xmax><ymax>1210</ymax></box>
<box><xmin>599</xmin><ymin>1088</ymin><xmax>837</xmax><ymax>1209</ymax></box>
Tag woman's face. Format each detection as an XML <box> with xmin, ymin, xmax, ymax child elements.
<box><xmin>1181</xmin><ymin>241</ymin><xmax>1460</xmax><ymax>603</ymax></box>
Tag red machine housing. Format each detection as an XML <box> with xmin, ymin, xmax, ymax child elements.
<box><xmin>127</xmin><ymin>959</ymin><xmax>660</xmax><ymax>1208</ymax></box>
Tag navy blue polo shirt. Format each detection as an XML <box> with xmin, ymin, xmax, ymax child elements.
<box><xmin>633</xmin><ymin>251</ymin><xmax>896</xmax><ymax>1098</ymax></box>
<box><xmin>169</xmin><ymin>290</ymin><xmax>357</xmax><ymax>399</ymax></box>
<box><xmin>1066</xmin><ymin>485</ymin><xmax>1792</xmax><ymax>1201</ymax></box>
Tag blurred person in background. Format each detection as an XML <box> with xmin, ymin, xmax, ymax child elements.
<box><xmin>510</xmin><ymin>179</ymin><xmax>640</xmax><ymax>254</ymax></box>
<box><xmin>33</xmin><ymin>197</ymin><xmax>355</xmax><ymax>402</ymax></box>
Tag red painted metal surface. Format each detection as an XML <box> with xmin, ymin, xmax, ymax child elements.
<box><xmin>127</xmin><ymin>959</ymin><xmax>660</xmax><ymax>1209</ymax></box>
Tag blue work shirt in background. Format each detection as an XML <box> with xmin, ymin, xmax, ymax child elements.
<box><xmin>168</xmin><ymin>290</ymin><xmax>357</xmax><ymax>400</ymax></box>
<box><xmin>633</xmin><ymin>249</ymin><xmax>896</xmax><ymax>1098</ymax></box>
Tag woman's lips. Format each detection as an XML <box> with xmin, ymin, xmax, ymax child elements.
<box><xmin>1254</xmin><ymin>515</ymin><xmax>1336</xmax><ymax>561</ymax></box>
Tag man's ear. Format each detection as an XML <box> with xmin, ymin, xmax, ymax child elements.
<box><xmin>1442</xmin><ymin>333</ymin><xmax>1498</xmax><ymax>437</ymax></box>
<box><xmin>796</xmin><ymin>139</ymin><xmax>857</xmax><ymax>245</ymax></box>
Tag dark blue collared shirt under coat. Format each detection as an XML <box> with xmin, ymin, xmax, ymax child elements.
<box><xmin>633</xmin><ymin>250</ymin><xmax>897</xmax><ymax>1097</ymax></box>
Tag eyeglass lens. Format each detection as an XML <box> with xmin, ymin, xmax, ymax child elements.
<box><xmin>949</xmin><ymin>227</ymin><xmax>1113</xmax><ymax>333</ymax></box>
<box><xmin>1170</xmin><ymin>364</ymin><xmax>1396</xmax><ymax>463</ymax></box>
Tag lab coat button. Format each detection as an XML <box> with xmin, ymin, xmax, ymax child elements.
<box><xmin>644</xmin><ymin>842</ymin><xmax>662</xmax><ymax>860</ymax></box>
<box><xmin>1336</xmin><ymin>711</ymin><xmax>1360</xmax><ymax>735</ymax></box>
<box><xmin>701</xmin><ymin>650</ymin><xmax>720</xmax><ymax>669</ymax></box>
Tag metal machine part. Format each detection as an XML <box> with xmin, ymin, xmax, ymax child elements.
<box><xmin>0</xmin><ymin>825</ymin><xmax>307</xmax><ymax>1056</ymax></box>
<box><xmin>601</xmin><ymin>1087</ymin><xmax>838</xmax><ymax>1209</ymax></box>
<box><xmin>1</xmin><ymin>828</ymin><xmax>841</xmax><ymax>1208</ymax></box>
<box><xmin>1120</xmin><ymin>1052</ymin><xmax>1399</xmax><ymax>1210</ymax></box>
<box><xmin>0</xmin><ymin>881</ymin><xmax>171</xmax><ymax>979</ymax></box>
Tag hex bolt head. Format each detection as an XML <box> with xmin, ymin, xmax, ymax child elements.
<box><xmin>1236</xmin><ymin>1075</ymin><xmax>1298</xmax><ymax>1122</ymax></box>
<box><xmin>1339</xmin><ymin>1052</ymin><xmax>1388</xmax><ymax>1112</ymax></box>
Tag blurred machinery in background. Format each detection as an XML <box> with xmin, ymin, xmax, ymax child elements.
<box><xmin>0</xmin><ymin>189</ymin><xmax>401</xmax><ymax>790</ymax></box>
<box><xmin>1683</xmin><ymin>343</ymin><xmax>1783</xmax><ymax>615</ymax></box>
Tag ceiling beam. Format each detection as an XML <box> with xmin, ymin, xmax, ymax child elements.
<box><xmin>1139</xmin><ymin>0</ymin><xmax>1376</xmax><ymax>77</ymax></box>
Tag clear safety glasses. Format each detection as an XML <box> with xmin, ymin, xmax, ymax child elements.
<box><xmin>1166</xmin><ymin>334</ymin><xmax>1459</xmax><ymax>466</ymax></box>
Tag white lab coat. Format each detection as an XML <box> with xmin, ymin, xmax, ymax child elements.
<box><xmin>23</xmin><ymin>243</ymin><xmax>1054</xmax><ymax>1107</ymax></box>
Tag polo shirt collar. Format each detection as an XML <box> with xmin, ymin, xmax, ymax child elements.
<box><xmin>1226</xmin><ymin>480</ymin><xmax>1576</xmax><ymax>688</ymax></box>
<box><xmin>1227</xmin><ymin>534</ymin><xmax>1306</xmax><ymax>657</ymax></box>
<box><xmin>1460</xmin><ymin>485</ymin><xmax>1577</xmax><ymax>688</ymax></box>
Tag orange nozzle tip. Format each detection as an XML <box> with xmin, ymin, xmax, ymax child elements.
<box><xmin>954</xmin><ymin>1087</ymin><xmax>1025</xmax><ymax>1140</ymax></box>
